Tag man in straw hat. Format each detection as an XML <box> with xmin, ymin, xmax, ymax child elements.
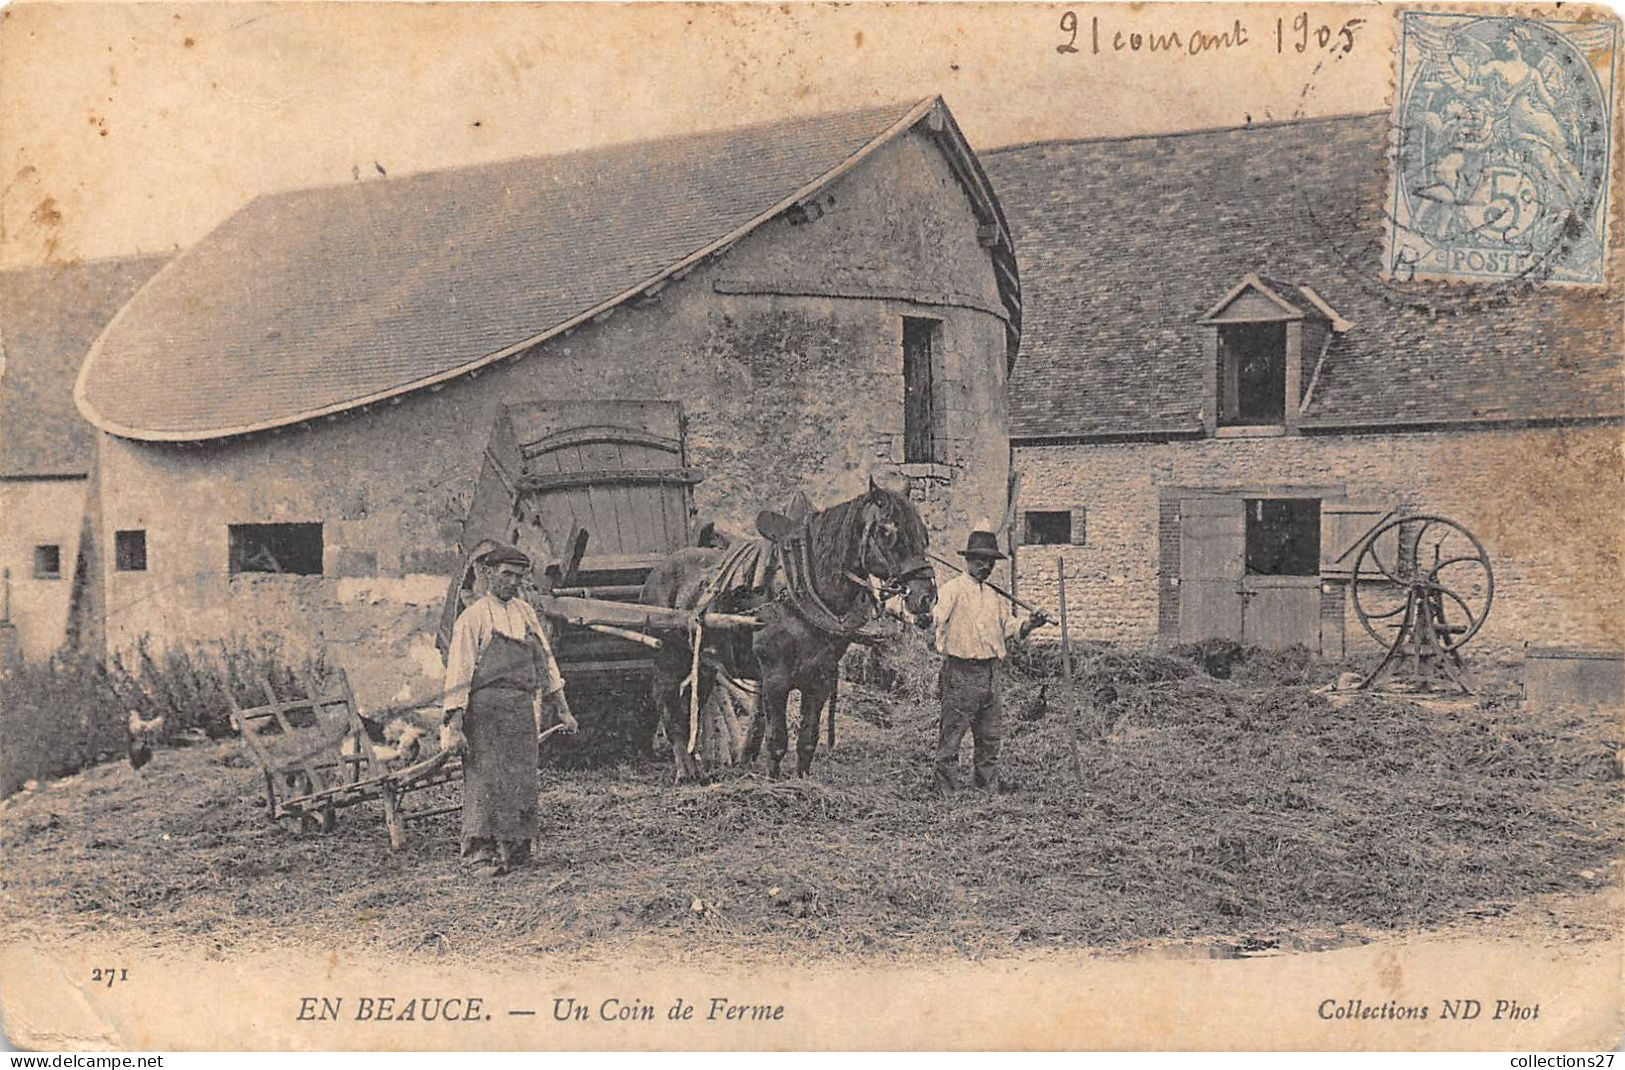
<box><xmin>442</xmin><ymin>542</ymin><xmax>576</xmax><ymax>876</ymax></box>
<box><xmin>931</xmin><ymin>524</ymin><xmax>1048</xmax><ymax>794</ymax></box>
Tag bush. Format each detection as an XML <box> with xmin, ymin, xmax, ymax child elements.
<box><xmin>103</xmin><ymin>635</ymin><xmax>330</xmax><ymax>739</ymax></box>
<box><xmin>0</xmin><ymin>637</ymin><xmax>330</xmax><ymax>798</ymax></box>
<box><xmin>0</xmin><ymin>653</ymin><xmax>126</xmax><ymax>798</ymax></box>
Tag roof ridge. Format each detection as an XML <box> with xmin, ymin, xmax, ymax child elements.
<box><xmin>253</xmin><ymin>98</ymin><xmax>932</xmax><ymax>206</ymax></box>
<box><xmin>0</xmin><ymin>251</ymin><xmax>172</xmax><ymax>282</ymax></box>
<box><xmin>985</xmin><ymin>110</ymin><xmax>1385</xmax><ymax>156</ymax></box>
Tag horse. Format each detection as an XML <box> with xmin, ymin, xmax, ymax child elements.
<box><xmin>640</xmin><ymin>480</ymin><xmax>937</xmax><ymax>781</ymax></box>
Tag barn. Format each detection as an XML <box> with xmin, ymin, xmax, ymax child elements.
<box><xmin>74</xmin><ymin>97</ymin><xmax>1021</xmax><ymax>708</ymax></box>
<box><xmin>0</xmin><ymin>256</ymin><xmax>167</xmax><ymax>666</ymax></box>
<box><xmin>983</xmin><ymin>114</ymin><xmax>1622</xmax><ymax>662</ymax></box>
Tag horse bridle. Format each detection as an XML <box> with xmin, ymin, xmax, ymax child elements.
<box><xmin>853</xmin><ymin>505</ymin><xmax>933</xmax><ymax>602</ymax></box>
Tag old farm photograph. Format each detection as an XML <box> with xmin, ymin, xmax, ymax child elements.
<box><xmin>0</xmin><ymin>1</ymin><xmax>1620</xmax><ymax>1051</ymax></box>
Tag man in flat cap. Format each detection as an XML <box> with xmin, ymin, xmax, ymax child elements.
<box><xmin>931</xmin><ymin>527</ymin><xmax>1047</xmax><ymax>795</ymax></box>
<box><xmin>442</xmin><ymin>542</ymin><xmax>576</xmax><ymax>876</ymax></box>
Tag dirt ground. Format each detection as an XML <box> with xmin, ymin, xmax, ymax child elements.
<box><xmin>1</xmin><ymin>657</ymin><xmax>1619</xmax><ymax>969</ymax></box>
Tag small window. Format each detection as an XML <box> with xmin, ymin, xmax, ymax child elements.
<box><xmin>1025</xmin><ymin>510</ymin><xmax>1074</xmax><ymax>545</ymax></box>
<box><xmin>1218</xmin><ymin>323</ymin><xmax>1287</xmax><ymax>426</ymax></box>
<box><xmin>229</xmin><ymin>523</ymin><xmax>323</xmax><ymax>575</ymax></box>
<box><xmin>902</xmin><ymin>317</ymin><xmax>941</xmax><ymax>463</ymax></box>
<box><xmin>115</xmin><ymin>530</ymin><xmax>148</xmax><ymax>572</ymax></box>
<box><xmin>1245</xmin><ymin>499</ymin><xmax>1320</xmax><ymax>576</ymax></box>
<box><xmin>32</xmin><ymin>544</ymin><xmax>61</xmax><ymax>580</ymax></box>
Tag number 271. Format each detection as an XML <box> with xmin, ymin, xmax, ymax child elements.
<box><xmin>91</xmin><ymin>967</ymin><xmax>128</xmax><ymax>987</ymax></box>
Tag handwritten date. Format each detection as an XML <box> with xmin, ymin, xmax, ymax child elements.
<box><xmin>1057</xmin><ymin>12</ymin><xmax>1363</xmax><ymax>58</ymax></box>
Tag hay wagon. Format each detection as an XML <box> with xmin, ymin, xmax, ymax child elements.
<box><xmin>439</xmin><ymin>400</ymin><xmax>706</xmax><ymax>676</ymax></box>
<box><xmin>438</xmin><ymin>400</ymin><xmax>765</xmax><ymax>762</ymax></box>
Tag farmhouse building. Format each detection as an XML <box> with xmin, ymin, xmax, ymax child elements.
<box><xmin>75</xmin><ymin>97</ymin><xmax>1021</xmax><ymax>707</ymax></box>
<box><xmin>0</xmin><ymin>256</ymin><xmax>167</xmax><ymax>664</ymax></box>
<box><xmin>983</xmin><ymin>114</ymin><xmax>1622</xmax><ymax>659</ymax></box>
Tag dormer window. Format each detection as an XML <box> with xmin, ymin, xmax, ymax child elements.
<box><xmin>1218</xmin><ymin>323</ymin><xmax>1287</xmax><ymax>426</ymax></box>
<box><xmin>1198</xmin><ymin>273</ymin><xmax>1350</xmax><ymax>436</ymax></box>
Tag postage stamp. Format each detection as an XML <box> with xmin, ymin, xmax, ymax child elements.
<box><xmin>1387</xmin><ymin>11</ymin><xmax>1618</xmax><ymax>285</ymax></box>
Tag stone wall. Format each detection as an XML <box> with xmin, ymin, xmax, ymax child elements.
<box><xmin>1013</xmin><ymin>423</ymin><xmax>1623</xmax><ymax>658</ymax></box>
<box><xmin>95</xmin><ymin>129</ymin><xmax>1011</xmax><ymax>710</ymax></box>
<box><xmin>1</xmin><ymin>478</ymin><xmax>88</xmax><ymax>663</ymax></box>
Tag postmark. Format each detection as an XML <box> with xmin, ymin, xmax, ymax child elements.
<box><xmin>1386</xmin><ymin>11</ymin><xmax>1617</xmax><ymax>285</ymax></box>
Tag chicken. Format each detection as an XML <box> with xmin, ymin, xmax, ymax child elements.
<box><xmin>126</xmin><ymin>711</ymin><xmax>165</xmax><ymax>774</ymax></box>
<box><xmin>439</xmin><ymin>719</ymin><xmax>468</xmax><ymax>756</ymax></box>
<box><xmin>382</xmin><ymin>723</ymin><xmax>427</xmax><ymax>767</ymax></box>
<box><xmin>341</xmin><ymin>715</ymin><xmax>428</xmax><ymax>769</ymax></box>
<box><xmin>1016</xmin><ymin>683</ymin><xmax>1049</xmax><ymax>723</ymax></box>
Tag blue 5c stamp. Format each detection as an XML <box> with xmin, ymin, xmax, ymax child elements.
<box><xmin>1388</xmin><ymin>12</ymin><xmax>1617</xmax><ymax>285</ymax></box>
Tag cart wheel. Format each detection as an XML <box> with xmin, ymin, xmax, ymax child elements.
<box><xmin>1351</xmin><ymin>514</ymin><xmax>1494</xmax><ymax>650</ymax></box>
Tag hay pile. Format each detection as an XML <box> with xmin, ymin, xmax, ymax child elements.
<box><xmin>0</xmin><ymin>642</ymin><xmax>1618</xmax><ymax>963</ymax></box>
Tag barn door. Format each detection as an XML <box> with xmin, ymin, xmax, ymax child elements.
<box><xmin>1237</xmin><ymin>497</ymin><xmax>1324</xmax><ymax>651</ymax></box>
<box><xmin>1178</xmin><ymin>497</ymin><xmax>1245</xmax><ymax>642</ymax></box>
<box><xmin>503</xmin><ymin>401</ymin><xmax>698</xmax><ymax>574</ymax></box>
<box><xmin>1240</xmin><ymin>576</ymin><xmax>1321</xmax><ymax>649</ymax></box>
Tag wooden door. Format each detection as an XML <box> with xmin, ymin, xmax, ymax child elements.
<box><xmin>1240</xmin><ymin>575</ymin><xmax>1321</xmax><ymax>649</ymax></box>
<box><xmin>1178</xmin><ymin>497</ymin><xmax>1244</xmax><ymax>642</ymax></box>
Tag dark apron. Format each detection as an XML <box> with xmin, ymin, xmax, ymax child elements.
<box><xmin>462</xmin><ymin>632</ymin><xmax>543</xmax><ymax>844</ymax></box>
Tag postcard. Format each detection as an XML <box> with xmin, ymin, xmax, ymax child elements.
<box><xmin>0</xmin><ymin>1</ymin><xmax>1619</xmax><ymax>1051</ymax></box>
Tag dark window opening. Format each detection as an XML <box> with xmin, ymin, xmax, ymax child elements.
<box><xmin>115</xmin><ymin>530</ymin><xmax>148</xmax><ymax>572</ymax></box>
<box><xmin>32</xmin><ymin>544</ymin><xmax>61</xmax><ymax>580</ymax></box>
<box><xmin>1025</xmin><ymin>510</ymin><xmax>1073</xmax><ymax>546</ymax></box>
<box><xmin>1218</xmin><ymin>323</ymin><xmax>1287</xmax><ymax>426</ymax></box>
<box><xmin>229</xmin><ymin>523</ymin><xmax>323</xmax><ymax>575</ymax></box>
<box><xmin>902</xmin><ymin>316</ymin><xmax>940</xmax><ymax>463</ymax></box>
<box><xmin>1245</xmin><ymin>499</ymin><xmax>1320</xmax><ymax>576</ymax></box>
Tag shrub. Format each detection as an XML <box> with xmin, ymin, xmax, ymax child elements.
<box><xmin>0</xmin><ymin>653</ymin><xmax>126</xmax><ymax>798</ymax></box>
<box><xmin>0</xmin><ymin>637</ymin><xmax>329</xmax><ymax>798</ymax></box>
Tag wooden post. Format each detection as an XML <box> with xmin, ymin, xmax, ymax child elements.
<box><xmin>826</xmin><ymin>676</ymin><xmax>838</xmax><ymax>749</ymax></box>
<box><xmin>1005</xmin><ymin>469</ymin><xmax>1022</xmax><ymax>606</ymax></box>
<box><xmin>687</xmin><ymin>621</ymin><xmax>703</xmax><ymax>755</ymax></box>
<box><xmin>1057</xmin><ymin>557</ymin><xmax>1084</xmax><ymax>784</ymax></box>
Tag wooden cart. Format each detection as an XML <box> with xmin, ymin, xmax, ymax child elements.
<box><xmin>226</xmin><ymin>668</ymin><xmax>462</xmax><ymax>849</ymax></box>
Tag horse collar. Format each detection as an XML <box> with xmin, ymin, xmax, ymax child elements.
<box><xmin>780</xmin><ymin>529</ymin><xmax>873</xmax><ymax>638</ymax></box>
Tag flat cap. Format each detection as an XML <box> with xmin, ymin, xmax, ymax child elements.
<box><xmin>479</xmin><ymin>542</ymin><xmax>531</xmax><ymax>568</ymax></box>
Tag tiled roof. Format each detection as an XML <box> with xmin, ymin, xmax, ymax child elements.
<box><xmin>0</xmin><ymin>256</ymin><xmax>168</xmax><ymax>477</ymax></box>
<box><xmin>984</xmin><ymin>115</ymin><xmax>1624</xmax><ymax>439</ymax></box>
<box><xmin>78</xmin><ymin>98</ymin><xmax>1017</xmax><ymax>441</ymax></box>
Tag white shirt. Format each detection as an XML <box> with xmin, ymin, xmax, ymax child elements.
<box><xmin>934</xmin><ymin>571</ymin><xmax>1029</xmax><ymax>660</ymax></box>
<box><xmin>443</xmin><ymin>593</ymin><xmax>565</xmax><ymax>713</ymax></box>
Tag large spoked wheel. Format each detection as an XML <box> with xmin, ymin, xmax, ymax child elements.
<box><xmin>1351</xmin><ymin>514</ymin><xmax>1494</xmax><ymax>651</ymax></box>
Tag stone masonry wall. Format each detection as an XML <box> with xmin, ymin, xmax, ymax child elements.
<box><xmin>1</xmin><ymin>478</ymin><xmax>87</xmax><ymax>663</ymax></box>
<box><xmin>96</xmin><ymin>129</ymin><xmax>1010</xmax><ymax>710</ymax></box>
<box><xmin>1013</xmin><ymin>424</ymin><xmax>1623</xmax><ymax>658</ymax></box>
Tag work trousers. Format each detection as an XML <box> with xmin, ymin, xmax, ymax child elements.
<box><xmin>935</xmin><ymin>656</ymin><xmax>1005</xmax><ymax>794</ymax></box>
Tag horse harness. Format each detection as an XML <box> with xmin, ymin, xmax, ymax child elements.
<box><xmin>777</xmin><ymin>510</ymin><xmax>931</xmax><ymax>639</ymax></box>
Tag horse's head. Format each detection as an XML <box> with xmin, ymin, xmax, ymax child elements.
<box><xmin>857</xmin><ymin>478</ymin><xmax>937</xmax><ymax>625</ymax></box>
